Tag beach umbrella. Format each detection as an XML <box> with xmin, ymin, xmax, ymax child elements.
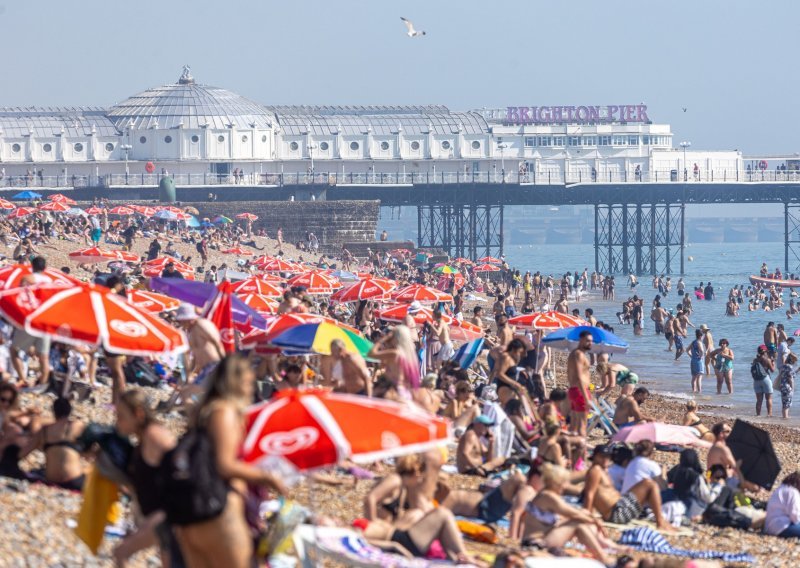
<box><xmin>214</xmin><ymin>215</ymin><xmax>233</xmax><ymax>224</ymax></box>
<box><xmin>327</xmin><ymin>269</ymin><xmax>359</xmax><ymax>281</ymax></box>
<box><xmin>183</xmin><ymin>206</ymin><xmax>200</xmax><ymax>216</ymax></box>
<box><xmin>388</xmin><ymin>248</ymin><xmax>412</xmax><ymax>258</ymax></box>
<box><xmin>434</xmin><ymin>265</ymin><xmax>458</xmax><ymax>274</ymax></box>
<box><xmin>143</xmin><ymin>257</ymin><xmax>194</xmax><ymax>273</ymax></box>
<box><xmin>376</xmin><ymin>303</ymin><xmax>442</xmax><ymax>325</ymax></box>
<box><xmin>0</xmin><ymin>284</ymin><xmax>187</xmax><ymax>356</ymax></box>
<box><xmin>229</xmin><ymin>277</ymin><xmax>284</xmax><ymax>297</ymax></box>
<box><xmin>477</xmin><ymin>256</ymin><xmax>502</xmax><ymax>264</ymax></box>
<box><xmin>612</xmin><ymin>422</ymin><xmax>711</xmax><ymax>449</ymax></box>
<box><xmin>509</xmin><ymin>311</ymin><xmax>588</xmax><ymax>330</ymax></box>
<box><xmin>68</xmin><ymin>246</ymin><xmax>140</xmax><ymax>264</ymax></box>
<box><xmin>130</xmin><ymin>205</ymin><xmax>158</xmax><ymax>217</ymax></box>
<box><xmin>154</xmin><ymin>209</ymin><xmax>178</xmax><ymax>220</ymax></box>
<box><xmin>0</xmin><ymin>198</ymin><xmax>16</xmax><ymax>210</ymax></box>
<box><xmin>65</xmin><ymin>207</ymin><xmax>87</xmax><ymax>217</ymax></box>
<box><xmin>391</xmin><ymin>284</ymin><xmax>453</xmax><ymax>303</ymax></box>
<box><xmin>255</xmin><ymin>257</ymin><xmax>304</xmax><ymax>273</ymax></box>
<box><xmin>127</xmin><ymin>290</ymin><xmax>180</xmax><ymax>313</ymax></box>
<box><xmin>85</xmin><ymin>206</ymin><xmax>106</xmax><ymax>215</ymax></box>
<box><xmin>473</xmin><ymin>263</ymin><xmax>501</xmax><ymax>273</ymax></box>
<box><xmin>541</xmin><ymin>325</ymin><xmax>628</xmax><ymax>354</ymax></box>
<box><xmin>330</xmin><ymin>278</ymin><xmax>396</xmax><ymax>303</ymax></box>
<box><xmin>236</xmin><ymin>212</ymin><xmax>259</xmax><ymax>221</ymax></box>
<box><xmin>237</xmin><ymin>293</ymin><xmax>279</xmax><ymax>315</ymax></box>
<box><xmin>287</xmin><ymin>271</ymin><xmax>342</xmax><ymax>294</ymax></box>
<box><xmin>157</xmin><ymin>206</ymin><xmax>183</xmax><ymax>214</ymax></box>
<box><xmin>221</xmin><ymin>247</ymin><xmax>253</xmax><ymax>256</ymax></box>
<box><xmin>12</xmin><ymin>191</ymin><xmax>42</xmax><ymax>200</ymax></box>
<box><xmin>7</xmin><ymin>207</ymin><xmax>35</xmax><ymax>219</ymax></box>
<box><xmin>204</xmin><ymin>281</ymin><xmax>237</xmax><ymax>352</ymax></box>
<box><xmin>148</xmin><ymin>277</ymin><xmax>267</xmax><ymax>331</ymax></box>
<box><xmin>727</xmin><ymin>419</ymin><xmax>781</xmax><ymax>490</ymax></box>
<box><xmin>0</xmin><ymin>264</ymin><xmax>80</xmax><ymax>290</ymax></box>
<box><xmin>240</xmin><ymin>313</ymin><xmax>360</xmax><ymax>349</ymax></box>
<box><xmin>452</xmin><ymin>338</ymin><xmax>485</xmax><ymax>370</ymax></box>
<box><xmin>436</xmin><ymin>273</ymin><xmax>466</xmax><ymax>292</ymax></box>
<box><xmin>38</xmin><ymin>201</ymin><xmax>71</xmax><ymax>212</ymax></box>
<box><xmin>452</xmin><ymin>257</ymin><xmax>473</xmax><ymax>265</ymax></box>
<box><xmin>186</xmin><ymin>215</ymin><xmax>200</xmax><ymax>228</ymax></box>
<box><xmin>108</xmin><ymin>206</ymin><xmax>135</xmax><ymax>216</ymax></box>
<box><xmin>241</xmin><ymin>389</ymin><xmax>451</xmax><ymax>471</ymax></box>
<box><xmin>270</xmin><ymin>321</ymin><xmax>373</xmax><ymax>357</ymax></box>
<box><xmin>450</xmin><ymin>319</ymin><xmax>485</xmax><ymax>342</ymax></box>
<box><xmin>48</xmin><ymin>194</ymin><xmax>77</xmax><ymax>205</ymax></box>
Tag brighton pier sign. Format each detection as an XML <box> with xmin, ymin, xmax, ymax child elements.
<box><xmin>505</xmin><ymin>104</ymin><xmax>649</xmax><ymax>125</ymax></box>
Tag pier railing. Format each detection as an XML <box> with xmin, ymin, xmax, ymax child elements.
<box><xmin>1</xmin><ymin>169</ymin><xmax>799</xmax><ymax>189</ymax></box>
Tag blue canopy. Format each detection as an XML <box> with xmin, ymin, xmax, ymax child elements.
<box><xmin>541</xmin><ymin>325</ymin><xmax>628</xmax><ymax>354</ymax></box>
<box><xmin>186</xmin><ymin>215</ymin><xmax>200</xmax><ymax>228</ymax></box>
<box><xmin>12</xmin><ymin>191</ymin><xmax>42</xmax><ymax>200</ymax></box>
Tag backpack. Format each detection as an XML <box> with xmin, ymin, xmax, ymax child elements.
<box><xmin>751</xmin><ymin>359</ymin><xmax>768</xmax><ymax>381</ymax></box>
<box><xmin>159</xmin><ymin>427</ymin><xmax>228</xmax><ymax>525</ymax></box>
<box><xmin>123</xmin><ymin>358</ymin><xmax>161</xmax><ymax>387</ymax></box>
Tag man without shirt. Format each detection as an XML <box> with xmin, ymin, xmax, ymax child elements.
<box><xmin>456</xmin><ymin>415</ymin><xmax>507</xmax><ymax>476</ymax></box>
<box><xmin>320</xmin><ymin>339</ymin><xmax>372</xmax><ymax>396</ymax></box>
<box><xmin>566</xmin><ymin>330</ymin><xmax>593</xmax><ymax>437</ymax></box>
<box><xmin>613</xmin><ymin>387</ymin><xmax>654</xmax><ymax>428</ymax></box>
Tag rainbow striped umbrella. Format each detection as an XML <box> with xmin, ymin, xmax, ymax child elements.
<box><xmin>270</xmin><ymin>321</ymin><xmax>373</xmax><ymax>357</ymax></box>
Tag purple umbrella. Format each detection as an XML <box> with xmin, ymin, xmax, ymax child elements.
<box><xmin>149</xmin><ymin>277</ymin><xmax>267</xmax><ymax>330</ymax></box>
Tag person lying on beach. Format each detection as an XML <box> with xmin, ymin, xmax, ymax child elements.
<box><xmin>441</xmin><ymin>466</ymin><xmax>527</xmax><ymax>526</ymax></box>
<box><xmin>681</xmin><ymin>400</ymin><xmax>714</xmax><ymax>442</ymax></box>
<box><xmin>582</xmin><ymin>444</ymin><xmax>674</xmax><ymax>531</ymax></box>
<box><xmin>613</xmin><ymin>387</ymin><xmax>654</xmax><ymax>428</ymax></box>
<box><xmin>363</xmin><ymin>452</ymin><xmax>443</xmax><ymax>523</ymax></box>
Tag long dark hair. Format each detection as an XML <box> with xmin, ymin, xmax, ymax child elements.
<box><xmin>783</xmin><ymin>471</ymin><xmax>800</xmax><ymax>492</ymax></box>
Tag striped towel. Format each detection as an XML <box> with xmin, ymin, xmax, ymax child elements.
<box><xmin>619</xmin><ymin>526</ymin><xmax>754</xmax><ymax>563</ymax></box>
<box><xmin>451</xmin><ymin>338</ymin><xmax>484</xmax><ymax>369</ymax></box>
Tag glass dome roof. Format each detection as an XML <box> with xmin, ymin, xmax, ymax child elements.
<box><xmin>107</xmin><ymin>67</ymin><xmax>275</xmax><ymax>131</ymax></box>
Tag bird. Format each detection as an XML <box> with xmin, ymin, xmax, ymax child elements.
<box><xmin>400</xmin><ymin>17</ymin><xmax>426</xmax><ymax>37</ymax></box>
<box><xmin>682</xmin><ymin>107</ymin><xmax>687</xmax><ymax>112</ymax></box>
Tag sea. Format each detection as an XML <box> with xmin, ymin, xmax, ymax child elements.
<box><xmin>502</xmin><ymin>241</ymin><xmax>800</xmax><ymax>426</ymax></box>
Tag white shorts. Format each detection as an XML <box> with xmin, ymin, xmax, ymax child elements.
<box><xmin>437</xmin><ymin>342</ymin><xmax>455</xmax><ymax>362</ymax></box>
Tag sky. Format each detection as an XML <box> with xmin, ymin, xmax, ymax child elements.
<box><xmin>0</xmin><ymin>0</ymin><xmax>797</xmax><ymax>157</ymax></box>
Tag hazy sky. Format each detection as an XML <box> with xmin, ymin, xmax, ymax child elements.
<box><xmin>0</xmin><ymin>0</ymin><xmax>797</xmax><ymax>156</ymax></box>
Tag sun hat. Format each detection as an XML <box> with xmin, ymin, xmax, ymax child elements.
<box><xmin>174</xmin><ymin>303</ymin><xmax>199</xmax><ymax>322</ymax></box>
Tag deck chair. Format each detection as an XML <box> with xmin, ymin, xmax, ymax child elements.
<box><xmin>587</xmin><ymin>396</ymin><xmax>618</xmax><ymax>436</ymax></box>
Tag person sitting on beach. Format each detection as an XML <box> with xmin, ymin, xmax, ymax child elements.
<box><xmin>621</xmin><ymin>440</ymin><xmax>665</xmax><ymax>492</ymax></box>
<box><xmin>537</xmin><ymin>421</ymin><xmax>566</xmax><ymax>468</ymax></box>
<box><xmin>582</xmin><ymin>444</ymin><xmax>674</xmax><ymax>531</ymax></box>
<box><xmin>707</xmin><ymin>422</ymin><xmax>759</xmax><ymax>493</ymax></box>
<box><xmin>612</xmin><ymin>387</ymin><xmax>654</xmax><ymax>428</ymax></box>
<box><xmin>595</xmin><ymin>361</ymin><xmax>639</xmax><ymax>397</ymax></box>
<box><xmin>608</xmin><ymin>445</ymin><xmax>633</xmax><ymax>491</ymax></box>
<box><xmin>765</xmin><ymin>471</ymin><xmax>800</xmax><ymax>538</ymax></box>
<box><xmin>682</xmin><ymin>400</ymin><xmax>714</xmax><ymax>442</ymax></box>
<box><xmin>363</xmin><ymin>452</ymin><xmax>442</xmax><ymax>523</ymax></box>
<box><xmin>443</xmin><ymin>380</ymin><xmax>480</xmax><ymax>434</ymax></box>
<box><xmin>456</xmin><ymin>415</ymin><xmax>507</xmax><ymax>476</ymax></box>
<box><xmin>22</xmin><ymin>397</ymin><xmax>86</xmax><ymax>490</ymax></box>
<box><xmin>0</xmin><ymin>382</ymin><xmax>41</xmax><ymax>480</ymax></box>
<box><xmin>441</xmin><ymin>464</ymin><xmax>527</xmax><ymax>525</ymax></box>
<box><xmin>519</xmin><ymin>463</ymin><xmax>622</xmax><ymax>565</ymax></box>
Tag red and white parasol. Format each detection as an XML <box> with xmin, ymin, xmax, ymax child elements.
<box><xmin>473</xmin><ymin>263</ymin><xmax>501</xmax><ymax>273</ymax></box>
<box><xmin>221</xmin><ymin>247</ymin><xmax>253</xmax><ymax>256</ymax></box>
<box><xmin>235</xmin><ymin>212</ymin><xmax>259</xmax><ymax>221</ymax></box>
<box><xmin>48</xmin><ymin>194</ymin><xmax>77</xmax><ymax>205</ymax></box>
<box><xmin>286</xmin><ymin>271</ymin><xmax>343</xmax><ymax>294</ymax></box>
<box><xmin>0</xmin><ymin>198</ymin><xmax>16</xmax><ymax>210</ymax></box>
<box><xmin>391</xmin><ymin>284</ymin><xmax>453</xmax><ymax>303</ymax></box>
<box><xmin>237</xmin><ymin>293</ymin><xmax>279</xmax><ymax>315</ymax></box>
<box><xmin>8</xmin><ymin>207</ymin><xmax>35</xmax><ymax>219</ymax></box>
<box><xmin>508</xmin><ymin>311</ymin><xmax>588</xmax><ymax>330</ymax></box>
<box><xmin>38</xmin><ymin>201</ymin><xmax>72</xmax><ymax>212</ymax></box>
<box><xmin>228</xmin><ymin>277</ymin><xmax>284</xmax><ymax>297</ymax></box>
<box><xmin>85</xmin><ymin>206</ymin><xmax>106</xmax><ymax>215</ymax></box>
<box><xmin>330</xmin><ymin>277</ymin><xmax>396</xmax><ymax>303</ymax></box>
<box><xmin>108</xmin><ymin>206</ymin><xmax>135</xmax><ymax>216</ymax></box>
<box><xmin>68</xmin><ymin>246</ymin><xmax>140</xmax><ymax>264</ymax></box>
<box><xmin>127</xmin><ymin>289</ymin><xmax>180</xmax><ymax>313</ymax></box>
<box><xmin>255</xmin><ymin>257</ymin><xmax>304</xmax><ymax>273</ymax></box>
<box><xmin>0</xmin><ymin>265</ymin><xmax>80</xmax><ymax>290</ymax></box>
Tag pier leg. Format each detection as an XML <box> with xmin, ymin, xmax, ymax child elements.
<box><xmin>417</xmin><ymin>203</ymin><xmax>503</xmax><ymax>258</ymax></box>
<box><xmin>784</xmin><ymin>202</ymin><xmax>800</xmax><ymax>274</ymax></box>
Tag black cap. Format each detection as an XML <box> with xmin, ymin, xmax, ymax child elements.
<box><xmin>590</xmin><ymin>444</ymin><xmax>612</xmax><ymax>458</ymax></box>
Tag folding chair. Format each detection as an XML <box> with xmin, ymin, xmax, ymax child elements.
<box><xmin>587</xmin><ymin>396</ymin><xmax>618</xmax><ymax>436</ymax></box>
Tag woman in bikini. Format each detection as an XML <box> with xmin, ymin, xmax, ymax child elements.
<box><xmin>24</xmin><ymin>397</ymin><xmax>85</xmax><ymax>490</ymax></box>
<box><xmin>537</xmin><ymin>421</ymin><xmax>566</xmax><ymax>468</ymax></box>
<box><xmin>519</xmin><ymin>463</ymin><xmax>621</xmax><ymax>565</ymax></box>
<box><xmin>681</xmin><ymin>400</ymin><xmax>714</xmax><ymax>442</ymax></box>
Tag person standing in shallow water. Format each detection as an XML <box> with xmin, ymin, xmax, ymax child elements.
<box><xmin>689</xmin><ymin>329</ymin><xmax>705</xmax><ymax>394</ymax></box>
<box><xmin>751</xmin><ymin>345</ymin><xmax>775</xmax><ymax>417</ymax></box>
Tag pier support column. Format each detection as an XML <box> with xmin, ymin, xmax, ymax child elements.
<box><xmin>595</xmin><ymin>202</ymin><xmax>684</xmax><ymax>276</ymax></box>
<box><xmin>784</xmin><ymin>202</ymin><xmax>800</xmax><ymax>274</ymax></box>
<box><xmin>417</xmin><ymin>204</ymin><xmax>503</xmax><ymax>258</ymax></box>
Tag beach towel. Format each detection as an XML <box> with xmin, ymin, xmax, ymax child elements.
<box><xmin>618</xmin><ymin>526</ymin><xmax>754</xmax><ymax>563</ymax></box>
<box><xmin>74</xmin><ymin>465</ymin><xmax>121</xmax><ymax>554</ymax></box>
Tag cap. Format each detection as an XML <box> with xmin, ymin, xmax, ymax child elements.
<box><xmin>174</xmin><ymin>303</ymin><xmax>199</xmax><ymax>322</ymax></box>
<box><xmin>409</xmin><ymin>300</ymin><xmax>423</xmax><ymax>312</ymax></box>
<box><xmin>474</xmin><ymin>415</ymin><xmax>495</xmax><ymax>427</ymax></box>
<box><xmin>590</xmin><ymin>444</ymin><xmax>612</xmax><ymax>458</ymax></box>
<box><xmin>699</xmin><ymin>324</ymin><xmax>710</xmax><ymax>331</ymax></box>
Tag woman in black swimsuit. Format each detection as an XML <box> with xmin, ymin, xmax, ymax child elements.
<box><xmin>24</xmin><ymin>397</ymin><xmax>86</xmax><ymax>490</ymax></box>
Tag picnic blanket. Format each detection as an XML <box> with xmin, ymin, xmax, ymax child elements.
<box><xmin>619</xmin><ymin>526</ymin><xmax>755</xmax><ymax>563</ymax></box>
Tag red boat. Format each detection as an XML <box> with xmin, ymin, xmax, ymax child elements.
<box><xmin>749</xmin><ymin>275</ymin><xmax>800</xmax><ymax>288</ymax></box>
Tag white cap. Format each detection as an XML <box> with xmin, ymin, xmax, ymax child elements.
<box><xmin>174</xmin><ymin>303</ymin><xmax>199</xmax><ymax>322</ymax></box>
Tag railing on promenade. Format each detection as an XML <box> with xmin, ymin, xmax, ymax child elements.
<box><xmin>1</xmin><ymin>169</ymin><xmax>799</xmax><ymax>189</ymax></box>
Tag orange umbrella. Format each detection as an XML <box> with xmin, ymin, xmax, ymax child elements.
<box><xmin>0</xmin><ymin>284</ymin><xmax>187</xmax><ymax>355</ymax></box>
<box><xmin>436</xmin><ymin>273</ymin><xmax>466</xmax><ymax>292</ymax></box>
<box><xmin>450</xmin><ymin>319</ymin><xmax>485</xmax><ymax>342</ymax></box>
<box><xmin>330</xmin><ymin>278</ymin><xmax>396</xmax><ymax>303</ymax></box>
<box><xmin>68</xmin><ymin>246</ymin><xmax>140</xmax><ymax>264</ymax></box>
<box><xmin>452</xmin><ymin>257</ymin><xmax>473</xmax><ymax>265</ymax></box>
<box><xmin>241</xmin><ymin>389</ymin><xmax>451</xmax><ymax>471</ymax></box>
<box><xmin>477</xmin><ymin>256</ymin><xmax>502</xmax><ymax>264</ymax></box>
<box><xmin>38</xmin><ymin>201</ymin><xmax>71</xmax><ymax>212</ymax></box>
<box><xmin>130</xmin><ymin>205</ymin><xmax>158</xmax><ymax>217</ymax></box>
<box><xmin>237</xmin><ymin>293</ymin><xmax>279</xmax><ymax>315</ymax></box>
<box><xmin>157</xmin><ymin>206</ymin><xmax>183</xmax><ymax>214</ymax></box>
<box><xmin>48</xmin><ymin>194</ymin><xmax>77</xmax><ymax>205</ymax></box>
<box><xmin>8</xmin><ymin>207</ymin><xmax>35</xmax><ymax>219</ymax></box>
<box><xmin>221</xmin><ymin>247</ymin><xmax>253</xmax><ymax>256</ymax></box>
<box><xmin>376</xmin><ymin>303</ymin><xmax>443</xmax><ymax>325</ymax></box>
<box><xmin>236</xmin><ymin>212</ymin><xmax>258</xmax><ymax>221</ymax></box>
<box><xmin>205</xmin><ymin>281</ymin><xmax>237</xmax><ymax>352</ymax></box>
<box><xmin>85</xmin><ymin>206</ymin><xmax>106</xmax><ymax>215</ymax></box>
<box><xmin>391</xmin><ymin>284</ymin><xmax>453</xmax><ymax>303</ymax></box>
<box><xmin>0</xmin><ymin>265</ymin><xmax>80</xmax><ymax>290</ymax></box>
<box><xmin>228</xmin><ymin>277</ymin><xmax>284</xmax><ymax>297</ymax></box>
<box><xmin>127</xmin><ymin>290</ymin><xmax>180</xmax><ymax>313</ymax></box>
<box><xmin>256</xmin><ymin>257</ymin><xmax>304</xmax><ymax>273</ymax></box>
<box><xmin>473</xmin><ymin>263</ymin><xmax>501</xmax><ymax>272</ymax></box>
<box><xmin>143</xmin><ymin>257</ymin><xmax>194</xmax><ymax>273</ymax></box>
<box><xmin>287</xmin><ymin>271</ymin><xmax>342</xmax><ymax>294</ymax></box>
<box><xmin>0</xmin><ymin>198</ymin><xmax>16</xmax><ymax>210</ymax></box>
<box><xmin>108</xmin><ymin>206</ymin><xmax>135</xmax><ymax>216</ymax></box>
<box><xmin>508</xmin><ymin>311</ymin><xmax>588</xmax><ymax>330</ymax></box>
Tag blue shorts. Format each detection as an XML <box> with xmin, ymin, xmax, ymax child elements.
<box><xmin>674</xmin><ymin>336</ymin><xmax>684</xmax><ymax>350</ymax></box>
<box><xmin>753</xmin><ymin>378</ymin><xmax>773</xmax><ymax>395</ymax></box>
<box><xmin>691</xmin><ymin>359</ymin><xmax>704</xmax><ymax>375</ymax></box>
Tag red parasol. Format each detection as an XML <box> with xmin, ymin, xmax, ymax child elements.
<box><xmin>221</xmin><ymin>247</ymin><xmax>253</xmax><ymax>256</ymax></box>
<box><xmin>38</xmin><ymin>201</ymin><xmax>71</xmax><ymax>212</ymax></box>
<box><xmin>241</xmin><ymin>389</ymin><xmax>451</xmax><ymax>471</ymax></box>
<box><xmin>235</xmin><ymin>213</ymin><xmax>259</xmax><ymax>221</ymax></box>
<box><xmin>204</xmin><ymin>281</ymin><xmax>236</xmax><ymax>353</ymax></box>
<box><xmin>287</xmin><ymin>271</ymin><xmax>343</xmax><ymax>294</ymax></box>
<box><xmin>108</xmin><ymin>206</ymin><xmax>135</xmax><ymax>216</ymax></box>
<box><xmin>8</xmin><ymin>207</ymin><xmax>35</xmax><ymax>219</ymax></box>
<box><xmin>0</xmin><ymin>265</ymin><xmax>80</xmax><ymax>290</ymax></box>
<box><xmin>391</xmin><ymin>284</ymin><xmax>453</xmax><ymax>303</ymax></box>
<box><xmin>85</xmin><ymin>206</ymin><xmax>106</xmax><ymax>215</ymax></box>
<box><xmin>228</xmin><ymin>277</ymin><xmax>284</xmax><ymax>297</ymax></box>
<box><xmin>330</xmin><ymin>278</ymin><xmax>396</xmax><ymax>303</ymax></box>
<box><xmin>0</xmin><ymin>198</ymin><xmax>16</xmax><ymax>210</ymax></box>
<box><xmin>130</xmin><ymin>205</ymin><xmax>158</xmax><ymax>217</ymax></box>
<box><xmin>68</xmin><ymin>246</ymin><xmax>140</xmax><ymax>264</ymax></box>
<box><xmin>48</xmin><ymin>194</ymin><xmax>77</xmax><ymax>205</ymax></box>
<box><xmin>127</xmin><ymin>289</ymin><xmax>180</xmax><ymax>313</ymax></box>
<box><xmin>255</xmin><ymin>257</ymin><xmax>304</xmax><ymax>273</ymax></box>
<box><xmin>477</xmin><ymin>256</ymin><xmax>502</xmax><ymax>264</ymax></box>
<box><xmin>236</xmin><ymin>293</ymin><xmax>279</xmax><ymax>315</ymax></box>
<box><xmin>508</xmin><ymin>311</ymin><xmax>588</xmax><ymax>330</ymax></box>
<box><xmin>473</xmin><ymin>263</ymin><xmax>501</xmax><ymax>273</ymax></box>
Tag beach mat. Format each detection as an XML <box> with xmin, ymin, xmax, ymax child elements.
<box><xmin>602</xmin><ymin>518</ymin><xmax>693</xmax><ymax>537</ymax></box>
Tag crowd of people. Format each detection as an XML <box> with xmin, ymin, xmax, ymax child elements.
<box><xmin>0</xmin><ymin>203</ymin><xmax>798</xmax><ymax>568</ymax></box>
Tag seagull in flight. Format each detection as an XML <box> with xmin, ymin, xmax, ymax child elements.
<box><xmin>401</xmin><ymin>17</ymin><xmax>426</xmax><ymax>37</ymax></box>
<box><xmin>682</xmin><ymin>107</ymin><xmax>687</xmax><ymax>112</ymax></box>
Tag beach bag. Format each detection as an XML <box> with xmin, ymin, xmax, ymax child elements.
<box><xmin>123</xmin><ymin>357</ymin><xmax>161</xmax><ymax>387</ymax></box>
<box><xmin>750</xmin><ymin>360</ymin><xmax>767</xmax><ymax>381</ymax></box>
<box><xmin>456</xmin><ymin>519</ymin><xmax>498</xmax><ymax>544</ymax></box>
<box><xmin>159</xmin><ymin>427</ymin><xmax>228</xmax><ymax>525</ymax></box>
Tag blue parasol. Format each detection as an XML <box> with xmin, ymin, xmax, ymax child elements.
<box><xmin>541</xmin><ymin>325</ymin><xmax>628</xmax><ymax>354</ymax></box>
<box><xmin>12</xmin><ymin>190</ymin><xmax>42</xmax><ymax>200</ymax></box>
<box><xmin>149</xmin><ymin>277</ymin><xmax>267</xmax><ymax>329</ymax></box>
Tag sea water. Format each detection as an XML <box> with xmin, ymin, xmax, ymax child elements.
<box><xmin>503</xmin><ymin>242</ymin><xmax>800</xmax><ymax>425</ymax></box>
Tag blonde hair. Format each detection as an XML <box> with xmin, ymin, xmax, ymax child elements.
<box><xmin>391</xmin><ymin>325</ymin><xmax>421</xmax><ymax>389</ymax></box>
<box><xmin>541</xmin><ymin>463</ymin><xmax>569</xmax><ymax>488</ymax></box>
<box><xmin>595</xmin><ymin>361</ymin><xmax>609</xmax><ymax>375</ymax></box>
<box><xmin>396</xmin><ymin>453</ymin><xmax>424</xmax><ymax>475</ymax></box>
<box><xmin>119</xmin><ymin>388</ymin><xmax>156</xmax><ymax>428</ymax></box>
<box><xmin>686</xmin><ymin>400</ymin><xmax>698</xmax><ymax>411</ymax></box>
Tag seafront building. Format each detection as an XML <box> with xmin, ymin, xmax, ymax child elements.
<box><xmin>0</xmin><ymin>67</ymin><xmax>787</xmax><ymax>188</ymax></box>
